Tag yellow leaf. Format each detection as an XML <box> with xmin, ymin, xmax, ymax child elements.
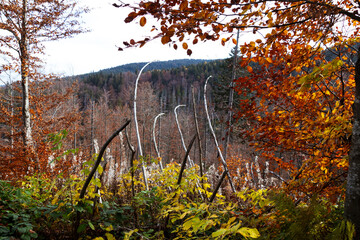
<box><xmin>105</xmin><ymin>225</ymin><xmax>114</xmax><ymax>231</ymax></box>
<box><xmin>237</xmin><ymin>227</ymin><xmax>260</xmax><ymax>238</ymax></box>
<box><xmin>98</xmin><ymin>165</ymin><xmax>103</xmax><ymax>175</ymax></box>
<box><xmin>227</xmin><ymin>216</ymin><xmax>237</xmax><ymax>225</ymax></box>
<box><xmin>105</xmin><ymin>233</ymin><xmax>116</xmax><ymax>240</ymax></box>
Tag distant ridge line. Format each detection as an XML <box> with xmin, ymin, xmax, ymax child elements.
<box><xmin>75</xmin><ymin>59</ymin><xmax>219</xmax><ymax>77</ymax></box>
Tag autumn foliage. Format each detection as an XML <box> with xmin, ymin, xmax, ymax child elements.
<box><xmin>235</xmin><ymin>39</ymin><xmax>354</xmax><ymax>199</ymax></box>
<box><xmin>0</xmin><ymin>78</ymin><xmax>81</xmax><ymax>180</ymax></box>
<box><xmin>118</xmin><ymin>0</ymin><xmax>360</xmax><ymax>195</ymax></box>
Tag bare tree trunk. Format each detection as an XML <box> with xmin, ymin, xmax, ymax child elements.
<box><xmin>223</xmin><ymin>29</ymin><xmax>240</xmax><ymax>160</ymax></box>
<box><xmin>20</xmin><ymin>0</ymin><xmax>37</xmax><ymax>165</ymax></box>
<box><xmin>264</xmin><ymin>161</ymin><xmax>269</xmax><ymax>187</ymax></box>
<box><xmin>174</xmin><ymin>104</ymin><xmax>195</xmax><ymax>167</ymax></box>
<box><xmin>134</xmin><ymin>62</ymin><xmax>151</xmax><ymax>190</ymax></box>
<box><xmin>254</xmin><ymin>156</ymin><xmax>263</xmax><ymax>189</ymax></box>
<box><xmin>80</xmin><ymin>120</ymin><xmax>131</xmax><ymax>199</ymax></box>
<box><xmin>153</xmin><ymin>113</ymin><xmax>165</xmax><ymax>170</ymax></box>
<box><xmin>9</xmin><ymin>81</ymin><xmax>14</xmax><ymax>150</ymax></box>
<box><xmin>204</xmin><ymin>76</ymin><xmax>236</xmax><ymax>193</ymax></box>
<box><xmin>191</xmin><ymin>86</ymin><xmax>204</xmax><ymax>179</ymax></box>
<box><xmin>345</xmin><ymin>47</ymin><xmax>360</xmax><ymax>239</ymax></box>
<box><xmin>90</xmin><ymin>100</ymin><xmax>95</xmax><ymax>156</ymax></box>
<box><xmin>177</xmin><ymin>135</ymin><xmax>197</xmax><ymax>185</ymax></box>
<box><xmin>245</xmin><ymin>162</ymin><xmax>252</xmax><ymax>188</ymax></box>
<box><xmin>125</xmin><ymin>128</ymin><xmax>136</xmax><ymax>198</ymax></box>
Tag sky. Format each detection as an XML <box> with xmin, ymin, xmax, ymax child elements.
<box><xmin>43</xmin><ymin>0</ymin><xmax>237</xmax><ymax>77</ymax></box>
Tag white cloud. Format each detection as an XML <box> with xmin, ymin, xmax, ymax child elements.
<box><xmin>43</xmin><ymin>0</ymin><xmax>239</xmax><ymax>76</ymax></box>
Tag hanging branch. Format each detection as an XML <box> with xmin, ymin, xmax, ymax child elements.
<box><xmin>174</xmin><ymin>104</ymin><xmax>195</xmax><ymax>167</ymax></box>
<box><xmin>80</xmin><ymin>119</ymin><xmax>131</xmax><ymax>199</ymax></box>
<box><xmin>204</xmin><ymin>76</ymin><xmax>236</xmax><ymax>193</ymax></box>
<box><xmin>153</xmin><ymin>112</ymin><xmax>165</xmax><ymax>170</ymax></box>
<box><xmin>134</xmin><ymin>62</ymin><xmax>152</xmax><ymax>190</ymax></box>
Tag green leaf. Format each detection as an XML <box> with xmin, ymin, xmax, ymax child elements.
<box><xmin>77</xmin><ymin>223</ymin><xmax>87</xmax><ymax>233</ymax></box>
<box><xmin>0</xmin><ymin>226</ymin><xmax>9</xmax><ymax>235</ymax></box>
<box><xmin>88</xmin><ymin>220</ymin><xmax>95</xmax><ymax>230</ymax></box>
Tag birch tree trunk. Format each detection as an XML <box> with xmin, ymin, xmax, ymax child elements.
<box><xmin>20</xmin><ymin>0</ymin><xmax>38</xmax><ymax>166</ymax></box>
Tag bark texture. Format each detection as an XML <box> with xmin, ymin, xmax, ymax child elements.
<box><xmin>345</xmin><ymin>47</ymin><xmax>360</xmax><ymax>239</ymax></box>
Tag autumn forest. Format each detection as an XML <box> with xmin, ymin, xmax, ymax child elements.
<box><xmin>1</xmin><ymin>0</ymin><xmax>360</xmax><ymax>239</ymax></box>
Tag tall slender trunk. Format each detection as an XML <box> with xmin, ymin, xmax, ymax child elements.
<box><xmin>9</xmin><ymin>83</ymin><xmax>14</xmax><ymax>149</ymax></box>
<box><xmin>223</xmin><ymin>29</ymin><xmax>240</xmax><ymax>160</ymax></box>
<box><xmin>20</xmin><ymin>0</ymin><xmax>30</xmax><ymax>145</ymax></box>
<box><xmin>345</xmin><ymin>47</ymin><xmax>360</xmax><ymax>239</ymax></box>
<box><xmin>90</xmin><ymin>100</ymin><xmax>95</xmax><ymax>156</ymax></box>
<box><xmin>20</xmin><ymin>0</ymin><xmax>37</xmax><ymax>166</ymax></box>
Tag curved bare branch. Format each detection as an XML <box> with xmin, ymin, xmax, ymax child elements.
<box><xmin>204</xmin><ymin>76</ymin><xmax>236</xmax><ymax>193</ymax></box>
<box><xmin>153</xmin><ymin>112</ymin><xmax>165</xmax><ymax>170</ymax></box>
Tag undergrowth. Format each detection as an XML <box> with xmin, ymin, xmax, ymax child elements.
<box><xmin>0</xmin><ymin>159</ymin><xmax>353</xmax><ymax>239</ymax></box>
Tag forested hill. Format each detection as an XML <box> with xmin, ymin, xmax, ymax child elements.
<box><xmin>76</xmin><ymin>59</ymin><xmax>216</xmax><ymax>78</ymax></box>
<box><xmin>73</xmin><ymin>58</ymin><xmax>237</xmax><ymax>110</ymax></box>
<box><xmin>98</xmin><ymin>59</ymin><xmax>215</xmax><ymax>74</ymax></box>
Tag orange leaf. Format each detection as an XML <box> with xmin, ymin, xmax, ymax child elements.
<box><xmin>161</xmin><ymin>36</ymin><xmax>170</xmax><ymax>44</ymax></box>
<box><xmin>247</xmin><ymin>65</ymin><xmax>253</xmax><ymax>73</ymax></box>
<box><xmin>182</xmin><ymin>42</ymin><xmax>188</xmax><ymax>49</ymax></box>
<box><xmin>266</xmin><ymin>57</ymin><xmax>273</xmax><ymax>63</ymax></box>
<box><xmin>232</xmin><ymin>38</ymin><xmax>237</xmax><ymax>45</ymax></box>
<box><xmin>140</xmin><ymin>16</ymin><xmax>147</xmax><ymax>27</ymax></box>
<box><xmin>180</xmin><ymin>0</ymin><xmax>188</xmax><ymax>11</ymax></box>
